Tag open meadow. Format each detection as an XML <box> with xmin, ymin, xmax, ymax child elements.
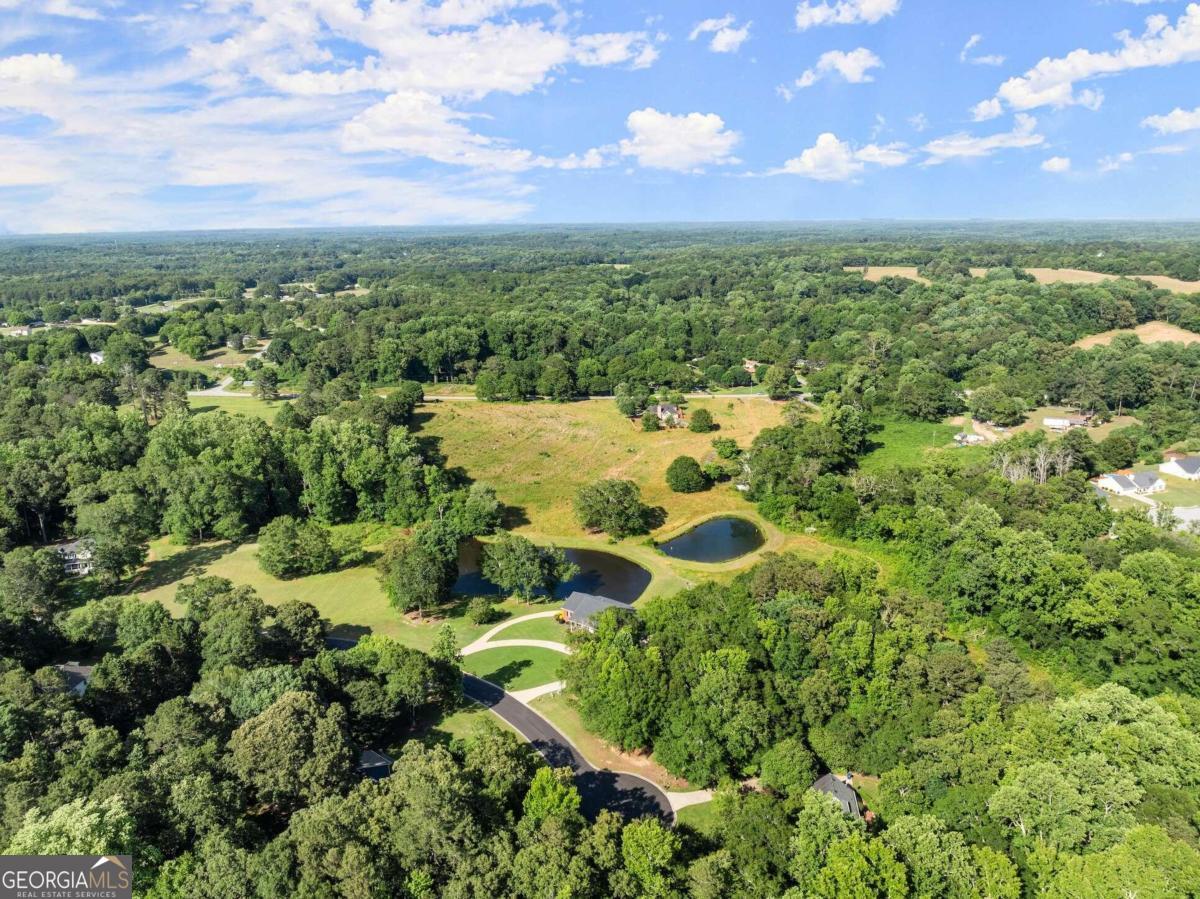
<box><xmin>842</xmin><ymin>265</ymin><xmax>930</xmax><ymax>284</ymax></box>
<box><xmin>1073</xmin><ymin>320</ymin><xmax>1200</xmax><ymax>349</ymax></box>
<box><xmin>149</xmin><ymin>342</ymin><xmax>268</xmax><ymax>372</ymax></box>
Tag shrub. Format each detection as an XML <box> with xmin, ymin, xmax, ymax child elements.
<box><xmin>466</xmin><ymin>597</ymin><xmax>500</xmax><ymax>625</ymax></box>
<box><xmin>712</xmin><ymin>437</ymin><xmax>740</xmax><ymax>459</ymax></box>
<box><xmin>257</xmin><ymin>516</ymin><xmax>337</xmax><ymax>579</ymax></box>
<box><xmin>689</xmin><ymin>408</ymin><xmax>716</xmax><ymax>433</ymax></box>
<box><xmin>641</xmin><ymin>411</ymin><xmax>660</xmax><ymax>432</ymax></box>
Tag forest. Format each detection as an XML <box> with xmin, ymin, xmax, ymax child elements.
<box><xmin>1</xmin><ymin>225</ymin><xmax>1200</xmax><ymax>897</ymax></box>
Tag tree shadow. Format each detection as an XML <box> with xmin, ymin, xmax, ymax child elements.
<box><xmin>325</xmin><ymin>623</ymin><xmax>372</xmax><ymax>650</ymax></box>
<box><xmin>644</xmin><ymin>506</ymin><xmax>668</xmax><ymax>531</ymax></box>
<box><xmin>500</xmin><ymin>503</ymin><xmax>531</xmax><ymax>529</ymax></box>
<box><xmin>127</xmin><ymin>541</ymin><xmax>239</xmax><ymax>594</ymax></box>
<box><xmin>474</xmin><ymin>659</ymin><xmax>531</xmax><ymax>690</ymax></box>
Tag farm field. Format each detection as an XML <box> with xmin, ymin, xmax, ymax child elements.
<box><xmin>1002</xmin><ymin>268</ymin><xmax>1200</xmax><ymax>293</ymax></box>
<box><xmin>418</xmin><ymin>396</ymin><xmax>784</xmax><ymax>536</ymax></box>
<box><xmin>1073</xmin><ymin>320</ymin><xmax>1200</xmax><ymax>349</ymax></box>
<box><xmin>148</xmin><ymin>342</ymin><xmax>268</xmax><ymax>371</ymax></box>
<box><xmin>842</xmin><ymin>265</ymin><xmax>930</xmax><ymax>284</ymax></box>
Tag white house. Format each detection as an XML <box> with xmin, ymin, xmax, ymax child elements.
<box><xmin>53</xmin><ymin>538</ymin><xmax>95</xmax><ymax>576</ymax></box>
<box><xmin>1160</xmin><ymin>456</ymin><xmax>1200</xmax><ymax>481</ymax></box>
<box><xmin>1044</xmin><ymin>415</ymin><xmax>1089</xmax><ymax>432</ymax></box>
<box><xmin>1096</xmin><ymin>472</ymin><xmax>1166</xmax><ymax>497</ymax></box>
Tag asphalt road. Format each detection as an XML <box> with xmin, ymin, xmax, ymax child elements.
<box><xmin>463</xmin><ymin>675</ymin><xmax>672</xmax><ymax>823</ymax></box>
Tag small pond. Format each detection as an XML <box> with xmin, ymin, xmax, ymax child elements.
<box><xmin>657</xmin><ymin>516</ymin><xmax>765</xmax><ymax>563</ymax></box>
<box><xmin>454</xmin><ymin>541</ymin><xmax>651</xmax><ymax>604</ymax></box>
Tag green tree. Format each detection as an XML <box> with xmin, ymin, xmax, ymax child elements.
<box><xmin>574</xmin><ymin>479</ymin><xmax>650</xmax><ymax>538</ymax></box>
<box><xmin>377</xmin><ymin>537</ymin><xmax>455</xmax><ymax>618</ymax></box>
<box><xmin>6</xmin><ymin>794</ymin><xmax>135</xmax><ymax>855</ymax></box>
<box><xmin>665</xmin><ymin>455</ymin><xmax>709</xmax><ymax>493</ymax></box>
<box><xmin>522</xmin><ymin>766</ymin><xmax>581</xmax><ymax>827</ymax></box>
<box><xmin>257</xmin><ymin>515</ymin><xmax>337</xmax><ymax>579</ymax></box>
<box><xmin>689</xmin><ymin>407</ymin><xmax>716</xmax><ymax>432</ymax></box>
<box><xmin>481</xmin><ymin>533</ymin><xmax>578</xmax><ymax>601</ymax></box>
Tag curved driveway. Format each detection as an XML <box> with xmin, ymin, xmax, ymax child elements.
<box><xmin>464</xmin><ymin>675</ymin><xmax>672</xmax><ymax>824</ymax></box>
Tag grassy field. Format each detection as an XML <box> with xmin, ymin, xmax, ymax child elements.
<box><xmin>1074</xmin><ymin>320</ymin><xmax>1200</xmax><ymax>349</ymax></box>
<box><xmin>418</xmin><ymin>397</ymin><xmax>784</xmax><ymax>537</ymax></box>
<box><xmin>858</xmin><ymin>417</ymin><xmax>963</xmax><ymax>470</ymax></box>
<box><xmin>1011</xmin><ymin>406</ymin><xmax>1140</xmax><ymax>440</ymax></box>
<box><xmin>1023</xmin><ymin>269</ymin><xmax>1200</xmax><ymax>294</ymax></box>
<box><xmin>1153</xmin><ymin>471</ymin><xmax>1200</xmax><ymax>507</ymax></box>
<box><xmin>529</xmin><ymin>691</ymin><xmax>692</xmax><ymax>791</ymax></box>
<box><xmin>123</xmin><ymin>534</ymin><xmax>532</xmax><ymax>653</ymax></box>
<box><xmin>842</xmin><ymin>265</ymin><xmax>930</xmax><ymax>285</ymax></box>
<box><xmin>190</xmin><ymin>396</ymin><xmax>289</xmax><ymax>420</ymax></box>
<box><xmin>149</xmin><ymin>342</ymin><xmax>267</xmax><ymax>372</ymax></box>
<box><xmin>461</xmin><ymin>646</ymin><xmax>565</xmax><ymax>691</ymax></box>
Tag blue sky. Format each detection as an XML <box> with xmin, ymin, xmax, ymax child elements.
<box><xmin>0</xmin><ymin>0</ymin><xmax>1198</xmax><ymax>232</ymax></box>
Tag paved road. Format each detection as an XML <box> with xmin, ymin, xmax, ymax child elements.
<box><xmin>464</xmin><ymin>675</ymin><xmax>672</xmax><ymax>824</ymax></box>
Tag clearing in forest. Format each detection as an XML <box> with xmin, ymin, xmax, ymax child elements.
<box><xmin>1073</xmin><ymin>321</ymin><xmax>1200</xmax><ymax>349</ymax></box>
<box><xmin>842</xmin><ymin>265</ymin><xmax>931</xmax><ymax>285</ymax></box>
<box><xmin>418</xmin><ymin>397</ymin><xmax>784</xmax><ymax>535</ymax></box>
<box><xmin>977</xmin><ymin>267</ymin><xmax>1200</xmax><ymax>294</ymax></box>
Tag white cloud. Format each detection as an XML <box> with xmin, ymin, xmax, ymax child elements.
<box><xmin>770</xmin><ymin>133</ymin><xmax>910</xmax><ymax>180</ymax></box>
<box><xmin>1099</xmin><ymin>151</ymin><xmax>1135</xmax><ymax>173</ymax></box>
<box><xmin>0</xmin><ymin>0</ymin><xmax>105</xmax><ymax>20</ymax></box>
<box><xmin>976</xmin><ymin>5</ymin><xmax>1200</xmax><ymax>116</ymax></box>
<box><xmin>794</xmin><ymin>0</ymin><xmax>901</xmax><ymax>30</ymax></box>
<box><xmin>689</xmin><ymin>14</ymin><xmax>752</xmax><ymax>53</ymax></box>
<box><xmin>908</xmin><ymin>112</ymin><xmax>929</xmax><ymax>132</ymax></box>
<box><xmin>0</xmin><ymin>52</ymin><xmax>76</xmax><ymax>84</ymax></box>
<box><xmin>971</xmin><ymin>98</ymin><xmax>1004</xmax><ymax>122</ymax></box>
<box><xmin>1041</xmin><ymin>156</ymin><xmax>1071</xmax><ymax>173</ymax></box>
<box><xmin>960</xmin><ymin>34</ymin><xmax>1005</xmax><ymax>66</ymax></box>
<box><xmin>922</xmin><ymin>114</ymin><xmax>1045</xmax><ymax>165</ymax></box>
<box><xmin>618</xmin><ymin>108</ymin><xmax>741</xmax><ymax>172</ymax></box>
<box><xmin>1142</xmin><ymin>105</ymin><xmax>1200</xmax><ymax>133</ymax></box>
<box><xmin>789</xmin><ymin>47</ymin><xmax>882</xmax><ymax>91</ymax></box>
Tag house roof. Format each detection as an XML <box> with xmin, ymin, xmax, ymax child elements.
<box><xmin>561</xmin><ymin>591</ymin><xmax>628</xmax><ymax>628</ymax></box>
<box><xmin>1172</xmin><ymin>456</ymin><xmax>1200</xmax><ymax>475</ymax></box>
<box><xmin>1131</xmin><ymin>472</ymin><xmax>1162</xmax><ymax>489</ymax></box>
<box><xmin>1104</xmin><ymin>474</ymin><xmax>1135</xmax><ymax>491</ymax></box>
<box><xmin>655</xmin><ymin>403</ymin><xmax>679</xmax><ymax>415</ymax></box>
<box><xmin>812</xmin><ymin>773</ymin><xmax>862</xmax><ymax>817</ymax></box>
<box><xmin>357</xmin><ymin>749</ymin><xmax>393</xmax><ymax>769</ymax></box>
<box><xmin>55</xmin><ymin>663</ymin><xmax>93</xmax><ymax>691</ymax></box>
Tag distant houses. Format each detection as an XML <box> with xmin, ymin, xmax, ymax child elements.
<box><xmin>561</xmin><ymin>591</ymin><xmax>629</xmax><ymax>633</ymax></box>
<box><xmin>1160</xmin><ymin>455</ymin><xmax>1200</xmax><ymax>481</ymax></box>
<box><xmin>1096</xmin><ymin>471</ymin><xmax>1166</xmax><ymax>497</ymax></box>
<box><xmin>53</xmin><ymin>538</ymin><xmax>94</xmax><ymax>576</ymax></box>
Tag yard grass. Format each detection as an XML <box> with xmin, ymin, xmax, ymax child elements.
<box><xmin>858</xmin><ymin>417</ymin><xmax>961</xmax><ymax>470</ymax></box>
<box><xmin>190</xmin><ymin>396</ymin><xmax>290</xmax><ymax>420</ymax></box>
<box><xmin>424</xmin><ymin>702</ymin><xmax>520</xmax><ymax>745</ymax></box>
<box><xmin>493</xmin><ymin>614</ymin><xmax>570</xmax><ymax>643</ymax></box>
<box><xmin>1010</xmin><ymin>406</ymin><xmax>1140</xmax><ymax>441</ymax></box>
<box><xmin>1153</xmin><ymin>471</ymin><xmax>1200</xmax><ymax>507</ymax></box>
<box><xmin>674</xmin><ymin>801</ymin><xmax>720</xmax><ymax>835</ymax></box>
<box><xmin>460</xmin><ymin>646</ymin><xmax>565</xmax><ymax>691</ymax></box>
<box><xmin>418</xmin><ymin>397</ymin><xmax>785</xmax><ymax>537</ymax></box>
<box><xmin>529</xmin><ymin>691</ymin><xmax>693</xmax><ymax>791</ymax></box>
<box><xmin>122</xmin><ymin>534</ymin><xmax>528</xmax><ymax>653</ymax></box>
<box><xmin>148</xmin><ymin>342</ymin><xmax>267</xmax><ymax>372</ymax></box>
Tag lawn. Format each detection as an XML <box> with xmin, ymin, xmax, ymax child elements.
<box><xmin>148</xmin><ymin>342</ymin><xmax>268</xmax><ymax>372</ymax></box>
<box><xmin>1154</xmin><ymin>472</ymin><xmax>1200</xmax><ymax>507</ymax></box>
<box><xmin>529</xmin><ymin>691</ymin><xmax>692</xmax><ymax>791</ymax></box>
<box><xmin>858</xmin><ymin>417</ymin><xmax>961</xmax><ymax>470</ymax></box>
<box><xmin>418</xmin><ymin>397</ymin><xmax>784</xmax><ymax>537</ymax></box>
<box><xmin>674</xmin><ymin>801</ymin><xmax>720</xmax><ymax>835</ymax></box>
<box><xmin>1011</xmin><ymin>406</ymin><xmax>1140</xmax><ymax>441</ymax></box>
<box><xmin>421</xmin><ymin>702</ymin><xmax>520</xmax><ymax>746</ymax></box>
<box><xmin>190</xmin><ymin>396</ymin><xmax>290</xmax><ymax>420</ymax></box>
<box><xmin>493</xmin><ymin>614</ymin><xmax>569</xmax><ymax>643</ymax></box>
<box><xmin>123</xmin><ymin>534</ymin><xmax>529</xmax><ymax>653</ymax></box>
<box><xmin>460</xmin><ymin>646</ymin><xmax>565</xmax><ymax>691</ymax></box>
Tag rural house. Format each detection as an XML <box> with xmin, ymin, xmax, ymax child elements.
<box><xmin>811</xmin><ymin>773</ymin><xmax>862</xmax><ymax>818</ymax></box>
<box><xmin>55</xmin><ymin>662</ymin><xmax>94</xmax><ymax>697</ymax></box>
<box><xmin>653</xmin><ymin>403</ymin><xmax>682</xmax><ymax>426</ymax></box>
<box><xmin>1160</xmin><ymin>455</ymin><xmax>1200</xmax><ymax>481</ymax></box>
<box><xmin>1096</xmin><ymin>472</ymin><xmax>1166</xmax><ymax>497</ymax></box>
<box><xmin>561</xmin><ymin>591</ymin><xmax>629</xmax><ymax>633</ymax></box>
<box><xmin>53</xmin><ymin>538</ymin><xmax>95</xmax><ymax>576</ymax></box>
<box><xmin>1044</xmin><ymin>414</ymin><xmax>1090</xmax><ymax>432</ymax></box>
<box><xmin>356</xmin><ymin>749</ymin><xmax>394</xmax><ymax>780</ymax></box>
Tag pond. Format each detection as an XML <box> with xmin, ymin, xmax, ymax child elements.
<box><xmin>657</xmin><ymin>516</ymin><xmax>765</xmax><ymax>563</ymax></box>
<box><xmin>454</xmin><ymin>541</ymin><xmax>651</xmax><ymax>604</ymax></box>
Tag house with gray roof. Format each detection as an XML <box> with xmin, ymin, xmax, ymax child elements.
<box><xmin>55</xmin><ymin>662</ymin><xmax>94</xmax><ymax>696</ymax></box>
<box><xmin>356</xmin><ymin>749</ymin><xmax>394</xmax><ymax>781</ymax></box>
<box><xmin>1096</xmin><ymin>471</ymin><xmax>1165</xmax><ymax>497</ymax></box>
<box><xmin>52</xmin><ymin>538</ymin><xmax>94</xmax><ymax>576</ymax></box>
<box><xmin>653</xmin><ymin>403</ymin><xmax>682</xmax><ymax>426</ymax></box>
<box><xmin>1161</xmin><ymin>456</ymin><xmax>1200</xmax><ymax>481</ymax></box>
<box><xmin>561</xmin><ymin>591</ymin><xmax>629</xmax><ymax>633</ymax></box>
<box><xmin>811</xmin><ymin>773</ymin><xmax>862</xmax><ymax>818</ymax></box>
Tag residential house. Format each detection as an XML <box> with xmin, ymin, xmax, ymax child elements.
<box><xmin>811</xmin><ymin>773</ymin><xmax>862</xmax><ymax>818</ymax></box>
<box><xmin>653</xmin><ymin>403</ymin><xmax>682</xmax><ymax>426</ymax></box>
<box><xmin>1096</xmin><ymin>472</ymin><xmax>1166</xmax><ymax>497</ymax></box>
<box><xmin>1160</xmin><ymin>456</ymin><xmax>1200</xmax><ymax>481</ymax></box>
<box><xmin>356</xmin><ymin>749</ymin><xmax>394</xmax><ymax>781</ymax></box>
<box><xmin>561</xmin><ymin>591</ymin><xmax>629</xmax><ymax>633</ymax></box>
<box><xmin>53</xmin><ymin>538</ymin><xmax>95</xmax><ymax>576</ymax></box>
<box><xmin>1044</xmin><ymin>415</ymin><xmax>1090</xmax><ymax>432</ymax></box>
<box><xmin>55</xmin><ymin>662</ymin><xmax>94</xmax><ymax>696</ymax></box>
